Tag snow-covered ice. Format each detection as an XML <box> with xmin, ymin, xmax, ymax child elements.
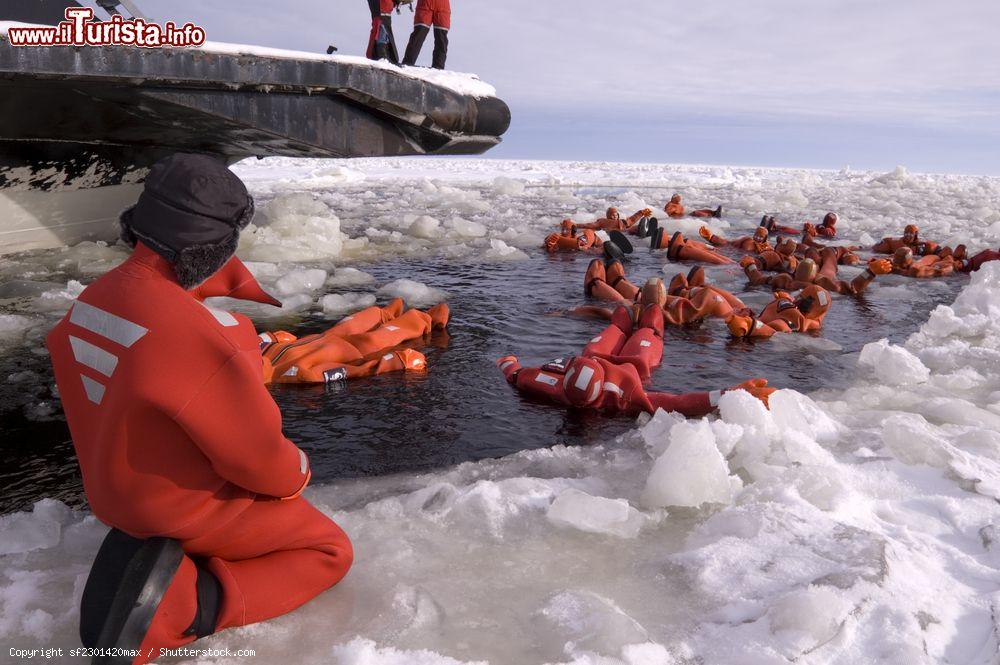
<box><xmin>3</xmin><ymin>158</ymin><xmax>1000</xmax><ymax>664</ymax></box>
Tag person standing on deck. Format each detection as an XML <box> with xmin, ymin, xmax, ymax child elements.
<box><xmin>367</xmin><ymin>0</ymin><xmax>401</xmax><ymax>63</ymax></box>
<box><xmin>402</xmin><ymin>0</ymin><xmax>451</xmax><ymax>69</ymax></box>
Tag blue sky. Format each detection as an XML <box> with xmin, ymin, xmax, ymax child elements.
<box><xmin>104</xmin><ymin>0</ymin><xmax>1000</xmax><ymax>174</ymax></box>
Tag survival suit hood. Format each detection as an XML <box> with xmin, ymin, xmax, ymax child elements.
<box><xmin>120</xmin><ymin>153</ymin><xmax>255</xmax><ymax>290</ymax></box>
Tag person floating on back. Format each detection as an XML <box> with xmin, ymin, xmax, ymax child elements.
<box><xmin>402</xmin><ymin>0</ymin><xmax>451</xmax><ymax>69</ymax></box>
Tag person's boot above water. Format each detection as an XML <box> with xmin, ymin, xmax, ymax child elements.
<box><xmin>46</xmin><ymin>153</ymin><xmax>353</xmax><ymax>664</ymax></box>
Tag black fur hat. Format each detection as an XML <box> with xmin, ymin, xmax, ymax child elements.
<box><xmin>119</xmin><ymin>153</ymin><xmax>254</xmax><ymax>289</ymax></box>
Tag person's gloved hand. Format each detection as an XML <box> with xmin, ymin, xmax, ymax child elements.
<box><xmin>868</xmin><ymin>258</ymin><xmax>893</xmax><ymax>275</ymax></box>
<box><xmin>773</xmin><ymin>290</ymin><xmax>793</xmax><ymax>301</ymax></box>
<box><xmin>726</xmin><ymin>314</ymin><xmax>753</xmax><ymax>338</ymax></box>
<box><xmin>396</xmin><ymin>349</ymin><xmax>427</xmax><ymax>371</ymax></box>
<box><xmin>544</xmin><ymin>233</ymin><xmax>560</xmax><ymax>252</ymax></box>
<box><xmin>739</xmin><ymin>256</ymin><xmax>758</xmax><ymax>269</ymax></box>
<box><xmin>728</xmin><ymin>378</ymin><xmax>776</xmax><ymax>407</ymax></box>
<box><xmin>496</xmin><ymin>355</ymin><xmax>518</xmax><ymax>369</ymax></box>
<box><xmin>641</xmin><ymin>208</ymin><xmax>653</xmax><ymax>217</ymax></box>
<box><xmin>699</xmin><ymin>226</ymin><xmax>712</xmax><ymax>240</ymax></box>
<box><xmin>803</xmin><ymin>222</ymin><xmax>817</xmax><ymax>237</ymax></box>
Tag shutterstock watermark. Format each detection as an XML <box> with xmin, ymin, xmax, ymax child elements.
<box><xmin>7</xmin><ymin>7</ymin><xmax>206</xmax><ymax>48</ymax></box>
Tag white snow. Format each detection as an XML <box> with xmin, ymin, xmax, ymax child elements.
<box><xmin>4</xmin><ymin>159</ymin><xmax>1000</xmax><ymax>664</ymax></box>
<box><xmin>0</xmin><ymin>23</ymin><xmax>498</xmax><ymax>100</ymax></box>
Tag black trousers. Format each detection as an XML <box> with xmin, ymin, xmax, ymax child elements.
<box><xmin>402</xmin><ymin>24</ymin><xmax>448</xmax><ymax>69</ymax></box>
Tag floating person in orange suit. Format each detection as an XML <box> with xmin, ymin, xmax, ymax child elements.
<box><xmin>664</xmin><ymin>194</ymin><xmax>722</xmax><ymax>219</ymax></box>
<box><xmin>499</xmin><ymin>300</ymin><xmax>774</xmax><ymax>417</ymax></box>
<box><xmin>726</xmin><ymin>285</ymin><xmax>832</xmax><ymax>338</ymax></box>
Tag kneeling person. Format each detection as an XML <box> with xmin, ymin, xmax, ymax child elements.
<box><xmin>46</xmin><ymin>154</ymin><xmax>353</xmax><ymax>663</ymax></box>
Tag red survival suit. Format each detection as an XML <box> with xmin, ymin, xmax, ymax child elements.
<box><xmin>500</xmin><ymin>306</ymin><xmax>726</xmax><ymax>418</ymax></box>
<box><xmin>46</xmin><ymin>243</ymin><xmax>352</xmax><ymax>663</ymax></box>
<box><xmin>963</xmin><ymin>248</ymin><xmax>1000</xmax><ymax>272</ymax></box>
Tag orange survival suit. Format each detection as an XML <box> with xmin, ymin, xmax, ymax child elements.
<box><xmin>499</xmin><ymin>305</ymin><xmax>773</xmax><ymax>416</ymax></box>
<box><xmin>46</xmin><ymin>243</ymin><xmax>353</xmax><ymax>662</ymax></box>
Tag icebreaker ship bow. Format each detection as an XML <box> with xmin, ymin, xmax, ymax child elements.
<box><xmin>0</xmin><ymin>0</ymin><xmax>511</xmax><ymax>254</ymax></box>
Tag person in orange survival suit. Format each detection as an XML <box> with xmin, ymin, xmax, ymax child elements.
<box><xmin>260</xmin><ymin>299</ymin><xmax>449</xmax><ymax>383</ymax></box>
<box><xmin>582</xmin><ymin>261</ymin><xmax>746</xmax><ymax>321</ymax></box>
<box><xmin>576</xmin><ymin>269</ymin><xmax>743</xmax><ymax>327</ymax></box>
<box><xmin>499</xmin><ymin>303</ymin><xmax>774</xmax><ymax>417</ymax></box>
<box><xmin>650</xmin><ymin>229</ymin><xmax>734</xmax><ymax>265</ymax></box>
<box><xmin>188</xmin><ymin>248</ymin><xmax>442</xmax><ymax>385</ymax></box>
<box><xmin>699</xmin><ymin>224</ymin><xmax>772</xmax><ymax>253</ymax></box>
<box><xmin>402</xmin><ymin>0</ymin><xmax>450</xmax><ymax>69</ymax></box>
<box><xmin>664</xmin><ymin>194</ymin><xmax>722</xmax><ymax>219</ymax></box>
<box><xmin>45</xmin><ymin>154</ymin><xmax>353</xmax><ymax>664</ymax></box>
<box><xmin>726</xmin><ymin>285</ymin><xmax>832</xmax><ymax>338</ymax></box>
<box><xmin>889</xmin><ymin>246</ymin><xmax>956</xmax><ymax>278</ymax></box>
<box><xmin>544</xmin><ymin>220</ymin><xmax>633</xmax><ymax>263</ymax></box>
<box><xmin>811</xmin><ymin>212</ymin><xmax>840</xmax><ymax>238</ymax></box>
<box><xmin>573</xmin><ymin>207</ymin><xmax>655</xmax><ymax>236</ymax></box>
<box><xmin>759</xmin><ymin>215</ymin><xmax>802</xmax><ymax>236</ymax></box>
<box><xmin>742</xmin><ymin>254</ymin><xmax>892</xmax><ymax>295</ymax></box>
<box><xmin>544</xmin><ymin>219</ymin><xmax>604</xmax><ymax>253</ymax></box>
<box><xmin>872</xmin><ymin>224</ymin><xmax>966</xmax><ymax>261</ymax></box>
<box><xmin>799</xmin><ymin>227</ymin><xmax>863</xmax><ymax>264</ymax></box>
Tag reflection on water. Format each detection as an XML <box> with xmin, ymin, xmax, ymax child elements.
<box><xmin>0</xmin><ymin>240</ymin><xmax>967</xmax><ymax>513</ymax></box>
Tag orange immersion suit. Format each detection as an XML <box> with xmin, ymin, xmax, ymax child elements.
<box><xmin>651</xmin><ymin>230</ymin><xmax>734</xmax><ymax>265</ymax></box>
<box><xmin>500</xmin><ymin>305</ymin><xmax>773</xmax><ymax>416</ymax></box>
<box><xmin>813</xmin><ymin>213</ymin><xmax>838</xmax><ymax>237</ymax></box>
<box><xmin>45</xmin><ymin>243</ymin><xmax>353</xmax><ymax>663</ymax></box>
<box><xmin>574</xmin><ymin>207</ymin><xmax>651</xmax><ymax>233</ymax></box>
<box><xmin>890</xmin><ymin>247</ymin><xmax>956</xmax><ymax>278</ymax></box>
<box><xmin>544</xmin><ymin>220</ymin><xmax>609</xmax><ymax>254</ymax></box>
<box><xmin>700</xmin><ymin>225</ymin><xmax>772</xmax><ymax>253</ymax></box>
<box><xmin>726</xmin><ymin>286</ymin><xmax>831</xmax><ymax>338</ymax></box>
<box><xmin>664</xmin><ymin>194</ymin><xmax>717</xmax><ymax>219</ymax></box>
<box><xmin>261</xmin><ymin>302</ymin><xmax>446</xmax><ymax>384</ymax></box>
<box><xmin>581</xmin><ymin>261</ymin><xmax>744</xmax><ymax>325</ymax></box>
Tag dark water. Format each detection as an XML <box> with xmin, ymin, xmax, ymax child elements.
<box><xmin>0</xmin><ymin>224</ymin><xmax>968</xmax><ymax>514</ymax></box>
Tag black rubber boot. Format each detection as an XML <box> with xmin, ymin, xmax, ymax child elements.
<box><xmin>608</xmin><ymin>230</ymin><xmax>633</xmax><ymax>254</ymax></box>
<box><xmin>713</xmin><ymin>206</ymin><xmax>723</xmax><ymax>218</ymax></box>
<box><xmin>646</xmin><ymin>217</ymin><xmax>658</xmax><ymax>239</ymax></box>
<box><xmin>81</xmin><ymin>529</ymin><xmax>217</xmax><ymax>664</ymax></box>
<box><xmin>651</xmin><ymin>227</ymin><xmax>669</xmax><ymax>250</ymax></box>
<box><xmin>603</xmin><ymin>239</ymin><xmax>625</xmax><ymax>264</ymax></box>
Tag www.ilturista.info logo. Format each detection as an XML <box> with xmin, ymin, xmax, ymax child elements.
<box><xmin>7</xmin><ymin>7</ymin><xmax>206</xmax><ymax>48</ymax></box>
